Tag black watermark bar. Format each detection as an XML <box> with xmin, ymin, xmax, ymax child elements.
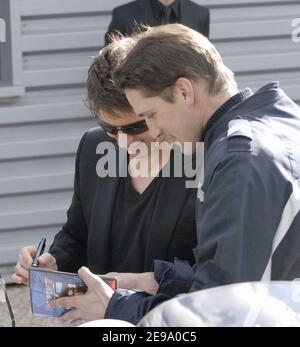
<box><xmin>0</xmin><ymin>327</ymin><xmax>230</xmax><ymax>344</ymax></box>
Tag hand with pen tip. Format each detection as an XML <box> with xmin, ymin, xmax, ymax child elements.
<box><xmin>12</xmin><ymin>244</ymin><xmax>57</xmax><ymax>286</ymax></box>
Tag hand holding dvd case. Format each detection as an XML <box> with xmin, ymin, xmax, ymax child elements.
<box><xmin>29</xmin><ymin>267</ymin><xmax>117</xmax><ymax>317</ymax></box>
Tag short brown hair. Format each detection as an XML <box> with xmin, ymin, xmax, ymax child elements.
<box><xmin>86</xmin><ymin>36</ymin><xmax>136</xmax><ymax>119</ymax></box>
<box><xmin>114</xmin><ymin>24</ymin><xmax>237</xmax><ymax>99</ymax></box>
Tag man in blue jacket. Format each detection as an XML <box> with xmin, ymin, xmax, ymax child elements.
<box><xmin>50</xmin><ymin>24</ymin><xmax>300</xmax><ymax>325</ymax></box>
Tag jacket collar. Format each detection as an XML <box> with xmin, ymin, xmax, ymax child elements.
<box><xmin>202</xmin><ymin>88</ymin><xmax>253</xmax><ymax>143</ymax></box>
<box><xmin>203</xmin><ymin>82</ymin><xmax>284</xmax><ymax>149</ymax></box>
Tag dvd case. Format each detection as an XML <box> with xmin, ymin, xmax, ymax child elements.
<box><xmin>29</xmin><ymin>267</ymin><xmax>117</xmax><ymax>317</ymax></box>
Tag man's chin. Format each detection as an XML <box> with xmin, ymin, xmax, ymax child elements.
<box><xmin>128</xmin><ymin>152</ymin><xmax>149</xmax><ymax>162</ymax></box>
<box><xmin>170</xmin><ymin>139</ymin><xmax>193</xmax><ymax>154</ymax></box>
<box><xmin>128</xmin><ymin>145</ymin><xmax>150</xmax><ymax>159</ymax></box>
<box><xmin>166</xmin><ymin>138</ymin><xmax>175</xmax><ymax>146</ymax></box>
<box><xmin>156</xmin><ymin>136</ymin><xmax>176</xmax><ymax>146</ymax></box>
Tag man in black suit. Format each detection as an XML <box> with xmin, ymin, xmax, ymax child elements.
<box><xmin>12</xmin><ymin>36</ymin><xmax>197</xmax><ymax>294</ymax></box>
<box><xmin>105</xmin><ymin>0</ymin><xmax>210</xmax><ymax>45</ymax></box>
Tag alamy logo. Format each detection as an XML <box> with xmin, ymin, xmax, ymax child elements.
<box><xmin>0</xmin><ymin>17</ymin><xmax>6</xmax><ymax>43</ymax></box>
<box><xmin>95</xmin><ymin>135</ymin><xmax>205</xmax><ymax>189</ymax></box>
<box><xmin>292</xmin><ymin>18</ymin><xmax>300</xmax><ymax>43</ymax></box>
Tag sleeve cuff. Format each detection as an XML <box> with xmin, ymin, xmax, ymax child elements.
<box><xmin>105</xmin><ymin>289</ymin><xmax>151</xmax><ymax>325</ymax></box>
<box><xmin>152</xmin><ymin>258</ymin><xmax>194</xmax><ymax>296</ymax></box>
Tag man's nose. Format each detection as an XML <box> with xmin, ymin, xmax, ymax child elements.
<box><xmin>145</xmin><ymin>119</ymin><xmax>162</xmax><ymax>140</ymax></box>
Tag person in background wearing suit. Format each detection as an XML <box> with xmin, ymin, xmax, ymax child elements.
<box><xmin>105</xmin><ymin>0</ymin><xmax>210</xmax><ymax>45</ymax></box>
<box><xmin>12</xmin><ymin>36</ymin><xmax>197</xmax><ymax>298</ymax></box>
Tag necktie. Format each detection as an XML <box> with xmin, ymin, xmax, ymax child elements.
<box><xmin>164</xmin><ymin>7</ymin><xmax>172</xmax><ymax>23</ymax></box>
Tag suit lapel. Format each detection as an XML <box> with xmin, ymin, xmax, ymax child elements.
<box><xmin>180</xmin><ymin>0</ymin><xmax>195</xmax><ymax>28</ymax></box>
<box><xmin>136</xmin><ymin>0</ymin><xmax>156</xmax><ymax>26</ymax></box>
<box><xmin>87</xmin><ymin>148</ymin><xmax>127</xmax><ymax>274</ymax></box>
<box><xmin>144</xmin><ymin>175</ymin><xmax>190</xmax><ymax>270</ymax></box>
<box><xmin>87</xmin><ymin>176</ymin><xmax>119</xmax><ymax>274</ymax></box>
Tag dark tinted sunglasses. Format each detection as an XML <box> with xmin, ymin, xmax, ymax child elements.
<box><xmin>98</xmin><ymin>119</ymin><xmax>148</xmax><ymax>135</ymax></box>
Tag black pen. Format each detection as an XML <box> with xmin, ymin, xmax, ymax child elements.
<box><xmin>32</xmin><ymin>238</ymin><xmax>46</xmax><ymax>267</ymax></box>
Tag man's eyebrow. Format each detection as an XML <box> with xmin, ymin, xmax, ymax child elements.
<box><xmin>138</xmin><ymin>110</ymin><xmax>155</xmax><ymax>118</ymax></box>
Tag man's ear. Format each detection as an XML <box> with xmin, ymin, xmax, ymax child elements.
<box><xmin>174</xmin><ymin>77</ymin><xmax>195</xmax><ymax>106</ymax></box>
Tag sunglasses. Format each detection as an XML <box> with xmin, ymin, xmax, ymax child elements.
<box><xmin>98</xmin><ymin>119</ymin><xmax>148</xmax><ymax>136</ymax></box>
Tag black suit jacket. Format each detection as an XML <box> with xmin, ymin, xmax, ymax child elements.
<box><xmin>49</xmin><ymin>127</ymin><xmax>197</xmax><ymax>274</ymax></box>
<box><xmin>105</xmin><ymin>0</ymin><xmax>210</xmax><ymax>45</ymax></box>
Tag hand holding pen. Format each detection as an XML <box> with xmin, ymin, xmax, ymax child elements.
<box><xmin>12</xmin><ymin>238</ymin><xmax>57</xmax><ymax>285</ymax></box>
<box><xmin>32</xmin><ymin>238</ymin><xmax>46</xmax><ymax>267</ymax></box>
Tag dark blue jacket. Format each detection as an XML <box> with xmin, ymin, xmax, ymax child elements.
<box><xmin>105</xmin><ymin>83</ymin><xmax>300</xmax><ymax>324</ymax></box>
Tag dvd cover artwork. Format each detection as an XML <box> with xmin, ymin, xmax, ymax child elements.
<box><xmin>29</xmin><ymin>268</ymin><xmax>117</xmax><ymax>317</ymax></box>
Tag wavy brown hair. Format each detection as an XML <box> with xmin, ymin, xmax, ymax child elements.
<box><xmin>86</xmin><ymin>36</ymin><xmax>137</xmax><ymax>119</ymax></box>
<box><xmin>114</xmin><ymin>24</ymin><xmax>237</xmax><ymax>99</ymax></box>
